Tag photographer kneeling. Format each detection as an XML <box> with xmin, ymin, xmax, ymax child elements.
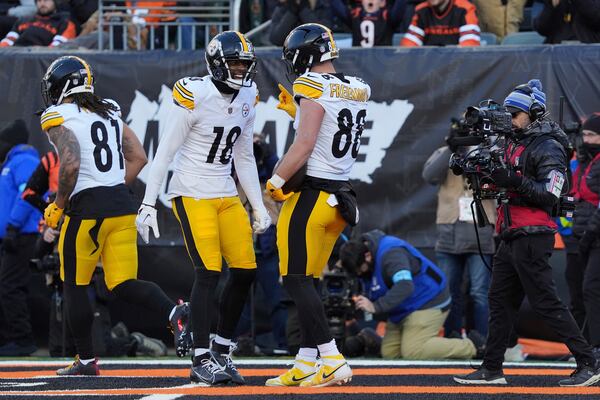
<box><xmin>340</xmin><ymin>229</ymin><xmax>484</xmax><ymax>360</ymax></box>
<box><xmin>453</xmin><ymin>80</ymin><xmax>600</xmax><ymax>387</ymax></box>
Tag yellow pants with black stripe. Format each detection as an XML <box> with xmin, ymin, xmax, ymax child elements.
<box><xmin>171</xmin><ymin>196</ymin><xmax>256</xmax><ymax>271</ymax></box>
<box><xmin>277</xmin><ymin>190</ymin><xmax>346</xmax><ymax>277</ymax></box>
<box><xmin>58</xmin><ymin>214</ymin><xmax>138</xmax><ymax>290</ymax></box>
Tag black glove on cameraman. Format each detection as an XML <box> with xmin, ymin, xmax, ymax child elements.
<box><xmin>491</xmin><ymin>167</ymin><xmax>522</xmax><ymax>189</ymax></box>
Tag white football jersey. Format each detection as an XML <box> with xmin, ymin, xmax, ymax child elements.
<box><xmin>40</xmin><ymin>99</ymin><xmax>125</xmax><ymax>198</ymax></box>
<box><xmin>293</xmin><ymin>72</ymin><xmax>370</xmax><ymax>181</ymax></box>
<box><xmin>158</xmin><ymin>75</ymin><xmax>258</xmax><ymax>200</ymax></box>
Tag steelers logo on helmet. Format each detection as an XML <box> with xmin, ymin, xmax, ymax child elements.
<box><xmin>205</xmin><ymin>31</ymin><xmax>257</xmax><ymax>90</ymax></box>
<box><xmin>282</xmin><ymin>23</ymin><xmax>339</xmax><ymax>76</ymax></box>
<box><xmin>41</xmin><ymin>56</ymin><xmax>95</xmax><ymax>107</ymax></box>
<box><xmin>207</xmin><ymin>38</ymin><xmax>221</xmax><ymax>57</ymax></box>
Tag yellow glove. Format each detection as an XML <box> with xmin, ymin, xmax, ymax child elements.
<box><xmin>276</xmin><ymin>83</ymin><xmax>296</xmax><ymax>119</ymax></box>
<box><xmin>266</xmin><ymin>178</ymin><xmax>293</xmax><ymax>202</ymax></box>
<box><xmin>44</xmin><ymin>202</ymin><xmax>64</xmax><ymax>229</ymax></box>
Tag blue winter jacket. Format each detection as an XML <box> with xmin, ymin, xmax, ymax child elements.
<box><xmin>0</xmin><ymin>144</ymin><xmax>41</xmax><ymax>237</ymax></box>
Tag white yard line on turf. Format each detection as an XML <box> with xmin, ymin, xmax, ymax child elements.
<box><xmin>0</xmin><ymin>359</ymin><xmax>577</xmax><ymax>368</ymax></box>
<box><xmin>139</xmin><ymin>396</ymin><xmax>183</xmax><ymax>400</ymax></box>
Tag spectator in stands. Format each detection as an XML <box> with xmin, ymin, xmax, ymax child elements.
<box><xmin>268</xmin><ymin>0</ymin><xmax>332</xmax><ymax>46</ymax></box>
<box><xmin>533</xmin><ymin>0</ymin><xmax>600</xmax><ymax>43</ymax></box>
<box><xmin>400</xmin><ymin>0</ymin><xmax>480</xmax><ymax>46</ymax></box>
<box><xmin>471</xmin><ymin>0</ymin><xmax>526</xmax><ymax>40</ymax></box>
<box><xmin>330</xmin><ymin>0</ymin><xmax>406</xmax><ymax>47</ymax></box>
<box><xmin>422</xmin><ymin>128</ymin><xmax>495</xmax><ymax>342</ymax></box>
<box><xmin>0</xmin><ymin>0</ymin><xmax>36</xmax><ymax>38</ymax></box>
<box><xmin>572</xmin><ymin>113</ymin><xmax>600</xmax><ymax>358</ymax></box>
<box><xmin>0</xmin><ymin>0</ymin><xmax>76</xmax><ymax>47</ymax></box>
<box><xmin>0</xmin><ymin>120</ymin><xmax>40</xmax><ymax>356</ymax></box>
<box><xmin>340</xmin><ymin>229</ymin><xmax>486</xmax><ymax>360</ymax></box>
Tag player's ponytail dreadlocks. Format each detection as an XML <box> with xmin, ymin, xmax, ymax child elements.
<box><xmin>70</xmin><ymin>93</ymin><xmax>119</xmax><ymax>120</ymax></box>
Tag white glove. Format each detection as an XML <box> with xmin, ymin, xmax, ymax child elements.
<box><xmin>136</xmin><ymin>204</ymin><xmax>160</xmax><ymax>244</ymax></box>
<box><xmin>252</xmin><ymin>208</ymin><xmax>272</xmax><ymax>234</ymax></box>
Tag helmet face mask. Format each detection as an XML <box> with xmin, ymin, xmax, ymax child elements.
<box><xmin>205</xmin><ymin>31</ymin><xmax>257</xmax><ymax>89</ymax></box>
<box><xmin>282</xmin><ymin>23</ymin><xmax>339</xmax><ymax>76</ymax></box>
<box><xmin>41</xmin><ymin>56</ymin><xmax>94</xmax><ymax>108</ymax></box>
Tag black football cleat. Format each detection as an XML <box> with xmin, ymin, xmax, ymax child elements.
<box><xmin>56</xmin><ymin>355</ymin><xmax>100</xmax><ymax>376</ymax></box>
<box><xmin>169</xmin><ymin>300</ymin><xmax>192</xmax><ymax>357</ymax></box>
<box><xmin>190</xmin><ymin>356</ymin><xmax>231</xmax><ymax>386</ymax></box>
<box><xmin>211</xmin><ymin>346</ymin><xmax>245</xmax><ymax>385</ymax></box>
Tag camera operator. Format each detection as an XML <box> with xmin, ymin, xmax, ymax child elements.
<box><xmin>572</xmin><ymin>113</ymin><xmax>600</xmax><ymax>358</ymax></box>
<box><xmin>340</xmin><ymin>229</ymin><xmax>484</xmax><ymax>360</ymax></box>
<box><xmin>422</xmin><ymin>119</ymin><xmax>496</xmax><ymax>341</ymax></box>
<box><xmin>454</xmin><ymin>80</ymin><xmax>600</xmax><ymax>387</ymax></box>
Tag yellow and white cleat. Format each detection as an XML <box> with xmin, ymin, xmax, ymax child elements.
<box><xmin>299</xmin><ymin>354</ymin><xmax>352</xmax><ymax>387</ymax></box>
<box><xmin>265</xmin><ymin>359</ymin><xmax>317</xmax><ymax>387</ymax></box>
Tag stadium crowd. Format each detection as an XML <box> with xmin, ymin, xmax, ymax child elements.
<box><xmin>0</xmin><ymin>0</ymin><xmax>599</xmax><ymax>49</ymax></box>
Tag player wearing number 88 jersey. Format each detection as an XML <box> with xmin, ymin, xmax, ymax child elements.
<box><xmin>137</xmin><ymin>31</ymin><xmax>271</xmax><ymax>386</ymax></box>
<box><xmin>40</xmin><ymin>55</ymin><xmax>190</xmax><ymax>376</ymax></box>
<box><xmin>266</xmin><ymin>23</ymin><xmax>369</xmax><ymax>388</ymax></box>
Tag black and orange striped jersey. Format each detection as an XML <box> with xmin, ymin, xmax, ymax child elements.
<box><xmin>401</xmin><ymin>0</ymin><xmax>480</xmax><ymax>47</ymax></box>
<box><xmin>0</xmin><ymin>12</ymin><xmax>76</xmax><ymax>47</ymax></box>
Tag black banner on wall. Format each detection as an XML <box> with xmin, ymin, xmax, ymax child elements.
<box><xmin>1</xmin><ymin>45</ymin><xmax>599</xmax><ymax>247</ymax></box>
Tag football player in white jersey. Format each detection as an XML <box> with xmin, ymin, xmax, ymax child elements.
<box><xmin>136</xmin><ymin>31</ymin><xmax>271</xmax><ymax>386</ymax></box>
<box><xmin>265</xmin><ymin>23</ymin><xmax>370</xmax><ymax>388</ymax></box>
<box><xmin>40</xmin><ymin>56</ymin><xmax>190</xmax><ymax>376</ymax></box>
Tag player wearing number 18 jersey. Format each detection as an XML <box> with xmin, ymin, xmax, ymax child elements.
<box><xmin>40</xmin><ymin>56</ymin><xmax>189</xmax><ymax>376</ymax></box>
<box><xmin>136</xmin><ymin>31</ymin><xmax>271</xmax><ymax>386</ymax></box>
<box><xmin>266</xmin><ymin>23</ymin><xmax>370</xmax><ymax>388</ymax></box>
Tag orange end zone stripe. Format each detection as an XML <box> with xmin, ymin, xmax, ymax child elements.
<box><xmin>2</xmin><ymin>385</ymin><xmax>600</xmax><ymax>396</ymax></box>
<box><xmin>0</xmin><ymin>368</ymin><xmax>577</xmax><ymax>379</ymax></box>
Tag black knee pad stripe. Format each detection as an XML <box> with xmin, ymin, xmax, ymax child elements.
<box><xmin>287</xmin><ymin>190</ymin><xmax>320</xmax><ymax>275</ymax></box>
<box><xmin>62</xmin><ymin>217</ymin><xmax>82</xmax><ymax>285</ymax></box>
<box><xmin>173</xmin><ymin>197</ymin><xmax>205</xmax><ymax>269</ymax></box>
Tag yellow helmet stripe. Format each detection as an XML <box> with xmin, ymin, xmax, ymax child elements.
<box><xmin>235</xmin><ymin>31</ymin><xmax>249</xmax><ymax>52</ymax></box>
<box><xmin>313</xmin><ymin>23</ymin><xmax>336</xmax><ymax>52</ymax></box>
<box><xmin>72</xmin><ymin>56</ymin><xmax>92</xmax><ymax>85</ymax></box>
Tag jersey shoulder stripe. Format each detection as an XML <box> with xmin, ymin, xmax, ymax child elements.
<box><xmin>293</xmin><ymin>74</ymin><xmax>324</xmax><ymax>100</ymax></box>
<box><xmin>173</xmin><ymin>78</ymin><xmax>195</xmax><ymax>111</ymax></box>
<box><xmin>40</xmin><ymin>107</ymin><xmax>65</xmax><ymax>131</ymax></box>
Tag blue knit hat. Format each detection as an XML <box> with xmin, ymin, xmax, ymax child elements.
<box><xmin>503</xmin><ymin>79</ymin><xmax>546</xmax><ymax>115</ymax></box>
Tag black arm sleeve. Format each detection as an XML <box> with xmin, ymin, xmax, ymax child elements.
<box><xmin>372</xmin><ymin>248</ymin><xmax>415</xmax><ymax>314</ymax></box>
<box><xmin>22</xmin><ymin>159</ymin><xmax>50</xmax><ymax>213</ymax></box>
<box><xmin>515</xmin><ymin>138</ymin><xmax>566</xmax><ymax>209</ymax></box>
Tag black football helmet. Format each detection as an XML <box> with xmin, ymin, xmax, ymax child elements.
<box><xmin>282</xmin><ymin>23</ymin><xmax>339</xmax><ymax>76</ymax></box>
<box><xmin>205</xmin><ymin>31</ymin><xmax>257</xmax><ymax>89</ymax></box>
<box><xmin>41</xmin><ymin>56</ymin><xmax>95</xmax><ymax>108</ymax></box>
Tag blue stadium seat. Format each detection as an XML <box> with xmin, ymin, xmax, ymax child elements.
<box><xmin>480</xmin><ymin>32</ymin><xmax>498</xmax><ymax>46</ymax></box>
<box><xmin>334</xmin><ymin>32</ymin><xmax>353</xmax><ymax>48</ymax></box>
<box><xmin>392</xmin><ymin>33</ymin><xmax>404</xmax><ymax>46</ymax></box>
<box><xmin>501</xmin><ymin>31</ymin><xmax>545</xmax><ymax>45</ymax></box>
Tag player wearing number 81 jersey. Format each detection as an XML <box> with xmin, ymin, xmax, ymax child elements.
<box><xmin>266</xmin><ymin>23</ymin><xmax>370</xmax><ymax>388</ymax></box>
<box><xmin>40</xmin><ymin>56</ymin><xmax>190</xmax><ymax>376</ymax></box>
<box><xmin>136</xmin><ymin>31</ymin><xmax>271</xmax><ymax>386</ymax></box>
